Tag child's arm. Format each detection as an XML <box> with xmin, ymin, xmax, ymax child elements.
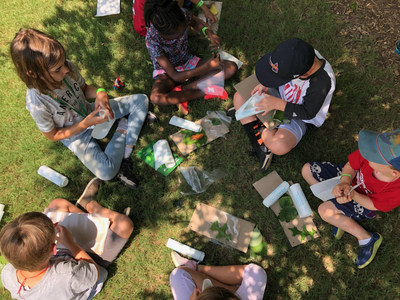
<box><xmin>189</xmin><ymin>16</ymin><xmax>221</xmax><ymax>49</ymax></box>
<box><xmin>156</xmin><ymin>53</ymin><xmax>221</xmax><ymax>83</ymax></box>
<box><xmin>190</xmin><ymin>0</ymin><xmax>218</xmax><ymax>24</ymax></box>
<box><xmin>56</xmin><ymin>225</ymin><xmax>100</xmax><ymax>279</ymax></box>
<box><xmin>82</xmin><ymin>84</ymin><xmax>114</xmax><ymax>120</ymax></box>
<box><xmin>41</xmin><ymin>106</ymin><xmax>107</xmax><ymax>141</ymax></box>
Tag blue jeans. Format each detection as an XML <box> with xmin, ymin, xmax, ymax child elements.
<box><xmin>61</xmin><ymin>94</ymin><xmax>148</xmax><ymax>180</ymax></box>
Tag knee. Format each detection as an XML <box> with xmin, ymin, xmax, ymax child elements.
<box><xmin>117</xmin><ymin>215</ymin><xmax>134</xmax><ymax>238</ymax></box>
<box><xmin>318</xmin><ymin>202</ymin><xmax>333</xmax><ymax>220</ymax></box>
<box><xmin>223</xmin><ymin>62</ymin><xmax>238</xmax><ymax>79</ymax></box>
<box><xmin>96</xmin><ymin>169</ymin><xmax>118</xmax><ymax>181</ymax></box>
<box><xmin>47</xmin><ymin>198</ymin><xmax>68</xmax><ymax>209</ymax></box>
<box><xmin>150</xmin><ymin>92</ymin><xmax>163</xmax><ymax>106</ymax></box>
<box><xmin>266</xmin><ymin>141</ymin><xmax>291</xmax><ymax>156</ymax></box>
<box><xmin>233</xmin><ymin>92</ymin><xmax>245</xmax><ymax>110</ymax></box>
<box><xmin>301</xmin><ymin>163</ymin><xmax>311</xmax><ymax>180</ymax></box>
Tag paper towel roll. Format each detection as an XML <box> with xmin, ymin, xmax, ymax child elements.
<box><xmin>153</xmin><ymin>139</ymin><xmax>176</xmax><ymax>170</ymax></box>
<box><xmin>288</xmin><ymin>183</ymin><xmax>312</xmax><ymax>218</ymax></box>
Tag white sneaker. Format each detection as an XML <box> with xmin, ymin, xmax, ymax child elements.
<box><xmin>171</xmin><ymin>252</ymin><xmax>197</xmax><ymax>269</ymax></box>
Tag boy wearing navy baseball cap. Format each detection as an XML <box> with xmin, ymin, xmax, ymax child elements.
<box><xmin>233</xmin><ymin>38</ymin><xmax>336</xmax><ymax>171</ymax></box>
<box><xmin>302</xmin><ymin>129</ymin><xmax>400</xmax><ymax>268</ymax></box>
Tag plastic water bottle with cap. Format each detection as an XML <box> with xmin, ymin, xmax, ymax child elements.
<box><xmin>37</xmin><ymin>166</ymin><xmax>69</xmax><ymax>187</ymax></box>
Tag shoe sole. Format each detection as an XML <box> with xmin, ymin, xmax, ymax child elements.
<box><xmin>171</xmin><ymin>251</ymin><xmax>185</xmax><ymax>267</ymax></box>
<box><xmin>117</xmin><ymin>174</ymin><xmax>137</xmax><ymax>190</ymax></box>
<box><xmin>357</xmin><ymin>233</ymin><xmax>383</xmax><ymax>269</ymax></box>
<box><xmin>260</xmin><ymin>153</ymin><xmax>273</xmax><ymax>171</ymax></box>
<box><xmin>76</xmin><ymin>177</ymin><xmax>101</xmax><ymax>210</ymax></box>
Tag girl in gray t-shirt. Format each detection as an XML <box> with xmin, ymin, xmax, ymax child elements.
<box><xmin>10</xmin><ymin>28</ymin><xmax>149</xmax><ymax>188</ymax></box>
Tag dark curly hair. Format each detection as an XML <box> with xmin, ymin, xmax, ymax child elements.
<box><xmin>144</xmin><ymin>0</ymin><xmax>186</xmax><ymax>35</ymax></box>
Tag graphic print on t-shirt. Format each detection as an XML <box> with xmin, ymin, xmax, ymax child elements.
<box><xmin>282</xmin><ymin>80</ymin><xmax>307</xmax><ymax>104</ymax></box>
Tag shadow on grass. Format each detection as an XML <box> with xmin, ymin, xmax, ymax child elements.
<box><xmin>26</xmin><ymin>0</ymin><xmax>400</xmax><ymax>299</ymax></box>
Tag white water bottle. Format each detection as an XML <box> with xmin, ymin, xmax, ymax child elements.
<box><xmin>166</xmin><ymin>238</ymin><xmax>205</xmax><ymax>262</ymax></box>
<box><xmin>37</xmin><ymin>166</ymin><xmax>69</xmax><ymax>187</ymax></box>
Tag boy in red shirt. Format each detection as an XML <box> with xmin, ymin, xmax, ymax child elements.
<box><xmin>302</xmin><ymin>129</ymin><xmax>400</xmax><ymax>268</ymax></box>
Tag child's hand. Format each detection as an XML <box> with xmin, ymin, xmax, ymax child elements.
<box><xmin>207</xmin><ymin>53</ymin><xmax>221</xmax><ymax>69</ymax></box>
<box><xmin>82</xmin><ymin>106</ymin><xmax>108</xmax><ymax>127</ymax></box>
<box><xmin>254</xmin><ymin>94</ymin><xmax>276</xmax><ymax>115</ymax></box>
<box><xmin>332</xmin><ymin>182</ymin><xmax>352</xmax><ymax>204</ymax></box>
<box><xmin>189</xmin><ymin>288</ymin><xmax>201</xmax><ymax>300</ymax></box>
<box><xmin>203</xmin><ymin>9</ymin><xmax>217</xmax><ymax>24</ymax></box>
<box><xmin>55</xmin><ymin>225</ymin><xmax>75</xmax><ymax>247</ymax></box>
<box><xmin>206</xmin><ymin>31</ymin><xmax>221</xmax><ymax>50</ymax></box>
<box><xmin>251</xmin><ymin>84</ymin><xmax>269</xmax><ymax>96</ymax></box>
<box><xmin>95</xmin><ymin>91</ymin><xmax>114</xmax><ymax>120</ymax></box>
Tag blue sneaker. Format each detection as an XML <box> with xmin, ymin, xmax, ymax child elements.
<box><xmin>356</xmin><ymin>232</ymin><xmax>383</xmax><ymax>269</ymax></box>
<box><xmin>333</xmin><ymin>226</ymin><xmax>344</xmax><ymax>239</ymax></box>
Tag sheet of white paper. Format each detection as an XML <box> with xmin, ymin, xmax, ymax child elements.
<box><xmin>235</xmin><ymin>93</ymin><xmax>265</xmax><ymax>120</ymax></box>
<box><xmin>153</xmin><ymin>139</ymin><xmax>176</xmax><ymax>170</ymax></box>
<box><xmin>44</xmin><ymin>210</ymin><xmax>110</xmax><ymax>255</ymax></box>
<box><xmin>310</xmin><ymin>176</ymin><xmax>341</xmax><ymax>201</ymax></box>
<box><xmin>96</xmin><ymin>0</ymin><xmax>120</xmax><ymax>17</ymax></box>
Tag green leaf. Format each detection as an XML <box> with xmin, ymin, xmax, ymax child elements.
<box><xmin>210</xmin><ymin>221</ymin><xmax>231</xmax><ymax>241</ymax></box>
<box><xmin>209</xmin><ymin>118</ymin><xmax>222</xmax><ymax>125</ymax></box>
<box><xmin>288</xmin><ymin>226</ymin><xmax>316</xmax><ymax>241</ymax></box>
<box><xmin>279</xmin><ymin>206</ymin><xmax>298</xmax><ymax>222</ymax></box>
<box><xmin>181</xmin><ymin>129</ymin><xmax>207</xmax><ymax>147</ymax></box>
<box><xmin>279</xmin><ymin>196</ymin><xmax>293</xmax><ymax>208</ymax></box>
<box><xmin>288</xmin><ymin>226</ymin><xmax>302</xmax><ymax>236</ymax></box>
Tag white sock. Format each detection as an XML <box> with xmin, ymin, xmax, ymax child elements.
<box><xmin>124</xmin><ymin>146</ymin><xmax>133</xmax><ymax>159</ymax></box>
<box><xmin>358</xmin><ymin>237</ymin><xmax>372</xmax><ymax>246</ymax></box>
<box><xmin>117</xmin><ymin>118</ymin><xmax>128</xmax><ymax>133</ymax></box>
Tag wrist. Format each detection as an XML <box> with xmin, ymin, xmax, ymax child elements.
<box><xmin>96</xmin><ymin>88</ymin><xmax>106</xmax><ymax>94</ymax></box>
<box><xmin>340</xmin><ymin>173</ymin><xmax>352</xmax><ymax>184</ymax></box>
<box><xmin>201</xmin><ymin>26</ymin><xmax>209</xmax><ymax>37</ymax></box>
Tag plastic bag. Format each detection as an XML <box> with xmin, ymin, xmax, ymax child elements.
<box><xmin>206</xmin><ymin>110</ymin><xmax>232</xmax><ymax>128</ymax></box>
<box><xmin>178</xmin><ymin>167</ymin><xmax>225</xmax><ymax>195</ymax></box>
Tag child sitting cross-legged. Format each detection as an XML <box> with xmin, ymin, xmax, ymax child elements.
<box><xmin>301</xmin><ymin>129</ymin><xmax>400</xmax><ymax>269</ymax></box>
<box><xmin>144</xmin><ymin>0</ymin><xmax>238</xmax><ymax>114</ymax></box>
<box><xmin>0</xmin><ymin>178</ymin><xmax>133</xmax><ymax>299</ymax></box>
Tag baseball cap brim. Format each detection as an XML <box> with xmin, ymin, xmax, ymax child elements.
<box><xmin>255</xmin><ymin>52</ymin><xmax>292</xmax><ymax>88</ymax></box>
<box><xmin>358</xmin><ymin>129</ymin><xmax>389</xmax><ymax>166</ymax></box>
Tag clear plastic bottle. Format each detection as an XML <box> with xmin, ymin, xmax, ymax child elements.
<box><xmin>37</xmin><ymin>165</ymin><xmax>69</xmax><ymax>187</ymax></box>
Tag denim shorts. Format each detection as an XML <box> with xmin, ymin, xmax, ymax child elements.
<box><xmin>309</xmin><ymin>161</ymin><xmax>377</xmax><ymax>220</ymax></box>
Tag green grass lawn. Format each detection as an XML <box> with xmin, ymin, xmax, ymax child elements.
<box><xmin>1</xmin><ymin>0</ymin><xmax>400</xmax><ymax>299</ymax></box>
